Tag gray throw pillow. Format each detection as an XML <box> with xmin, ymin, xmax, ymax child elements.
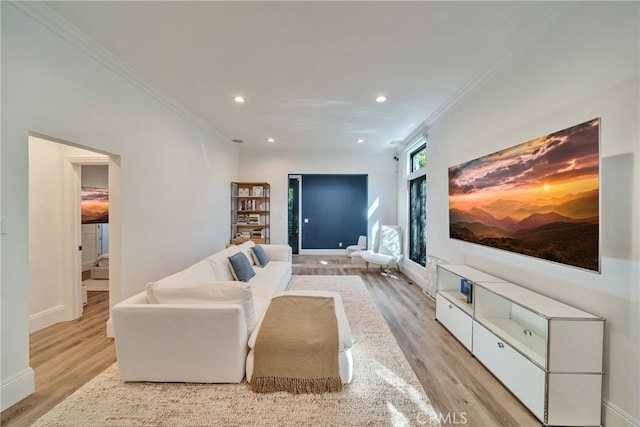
<box><xmin>251</xmin><ymin>245</ymin><xmax>269</xmax><ymax>267</ymax></box>
<box><xmin>228</xmin><ymin>252</ymin><xmax>256</xmax><ymax>282</ymax></box>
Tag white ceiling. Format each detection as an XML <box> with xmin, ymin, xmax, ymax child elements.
<box><xmin>47</xmin><ymin>1</ymin><xmax>555</xmax><ymax>151</ymax></box>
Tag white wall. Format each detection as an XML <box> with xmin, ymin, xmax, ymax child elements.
<box><xmin>82</xmin><ymin>164</ymin><xmax>108</xmax><ymax>188</ymax></box>
<box><xmin>238</xmin><ymin>147</ymin><xmax>398</xmax><ymax>247</ymax></box>
<box><xmin>28</xmin><ymin>138</ymin><xmax>107</xmax><ymax>332</ymax></box>
<box><xmin>1</xmin><ymin>3</ymin><xmax>238</xmax><ymax>410</ymax></box>
<box><xmin>424</xmin><ymin>3</ymin><xmax>639</xmax><ymax>425</ymax></box>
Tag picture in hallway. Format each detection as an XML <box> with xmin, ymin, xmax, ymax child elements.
<box><xmin>81</xmin><ymin>187</ymin><xmax>109</xmax><ymax>224</ymax></box>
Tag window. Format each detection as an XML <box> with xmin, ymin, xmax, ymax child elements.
<box><xmin>410</xmin><ymin>144</ymin><xmax>426</xmax><ymax>173</ymax></box>
<box><xmin>406</xmin><ymin>140</ymin><xmax>426</xmax><ymax>267</ymax></box>
<box><xmin>409</xmin><ymin>175</ymin><xmax>426</xmax><ymax>266</ymax></box>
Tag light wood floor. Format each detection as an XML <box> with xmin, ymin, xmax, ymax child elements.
<box><xmin>2</xmin><ymin>256</ymin><xmax>538</xmax><ymax>426</ymax></box>
<box><xmin>1</xmin><ymin>291</ymin><xmax>117</xmax><ymax>427</ymax></box>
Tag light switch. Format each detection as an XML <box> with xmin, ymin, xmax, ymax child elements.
<box><xmin>304</xmin><ymin>218</ymin><xmax>309</xmax><ymax>223</ymax></box>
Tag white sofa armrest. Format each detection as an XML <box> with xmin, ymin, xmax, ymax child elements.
<box><xmin>112</xmin><ymin>293</ymin><xmax>248</xmax><ymax>383</ymax></box>
<box><xmin>258</xmin><ymin>244</ymin><xmax>292</xmax><ymax>263</ymax></box>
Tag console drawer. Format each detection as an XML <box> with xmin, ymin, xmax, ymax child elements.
<box><xmin>473</xmin><ymin>321</ymin><xmax>545</xmax><ymax>421</ymax></box>
<box><xmin>436</xmin><ymin>293</ymin><xmax>472</xmax><ymax>351</ymax></box>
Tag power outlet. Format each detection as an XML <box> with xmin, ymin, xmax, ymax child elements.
<box><xmin>339</xmin><ymin>242</ymin><xmax>342</xmax><ymax>247</ymax></box>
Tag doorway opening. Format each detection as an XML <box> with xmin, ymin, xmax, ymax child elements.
<box><xmin>288</xmin><ymin>174</ymin><xmax>368</xmax><ymax>254</ymax></box>
<box><xmin>80</xmin><ymin>165</ymin><xmax>110</xmax><ymax>301</ymax></box>
<box><xmin>27</xmin><ymin>134</ymin><xmax>120</xmax><ymax>336</ymax></box>
<box><xmin>288</xmin><ymin>175</ymin><xmax>301</xmax><ymax>254</ymax></box>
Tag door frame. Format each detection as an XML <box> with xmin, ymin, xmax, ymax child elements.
<box><xmin>288</xmin><ymin>175</ymin><xmax>302</xmax><ymax>254</ymax></box>
<box><xmin>63</xmin><ymin>157</ymin><xmax>109</xmax><ymax>320</ymax></box>
<box><xmin>28</xmin><ymin>132</ymin><xmax>122</xmax><ymax>336</ymax></box>
<box><xmin>64</xmin><ymin>153</ymin><xmax>121</xmax><ymax>336</ymax></box>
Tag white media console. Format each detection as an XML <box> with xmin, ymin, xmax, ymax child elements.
<box><xmin>436</xmin><ymin>264</ymin><xmax>604</xmax><ymax>426</ymax></box>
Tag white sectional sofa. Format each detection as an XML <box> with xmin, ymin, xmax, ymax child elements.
<box><xmin>112</xmin><ymin>241</ymin><xmax>292</xmax><ymax>383</ymax></box>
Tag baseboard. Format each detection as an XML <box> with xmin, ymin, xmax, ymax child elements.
<box><xmin>604</xmin><ymin>399</ymin><xmax>640</xmax><ymax>427</ymax></box>
<box><xmin>0</xmin><ymin>368</ymin><xmax>35</xmax><ymax>411</ymax></box>
<box><xmin>298</xmin><ymin>249</ymin><xmax>347</xmax><ymax>255</ymax></box>
<box><xmin>84</xmin><ymin>279</ymin><xmax>109</xmax><ymax>292</ymax></box>
<box><xmin>106</xmin><ymin>317</ymin><xmax>114</xmax><ymax>338</ymax></box>
<box><xmin>400</xmin><ymin>259</ymin><xmax>431</xmax><ymax>291</ymax></box>
<box><xmin>29</xmin><ymin>305</ymin><xmax>66</xmax><ymax>333</ymax></box>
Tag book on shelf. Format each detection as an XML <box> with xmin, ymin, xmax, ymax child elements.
<box><xmin>251</xmin><ymin>228</ymin><xmax>264</xmax><ymax>238</ymax></box>
<box><xmin>460</xmin><ymin>278</ymin><xmax>473</xmax><ymax>304</ymax></box>
<box><xmin>239</xmin><ymin>199</ymin><xmax>257</xmax><ymax>211</ymax></box>
<box><xmin>247</xmin><ymin>214</ymin><xmax>260</xmax><ymax>224</ymax></box>
<box><xmin>236</xmin><ymin>214</ymin><xmax>247</xmax><ymax>224</ymax></box>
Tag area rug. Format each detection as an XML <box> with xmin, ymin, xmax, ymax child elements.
<box><xmin>33</xmin><ymin>275</ymin><xmax>439</xmax><ymax>426</ymax></box>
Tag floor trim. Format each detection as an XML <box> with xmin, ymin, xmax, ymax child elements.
<box><xmin>0</xmin><ymin>368</ymin><xmax>35</xmax><ymax>412</ymax></box>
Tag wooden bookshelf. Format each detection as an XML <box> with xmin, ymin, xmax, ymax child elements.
<box><xmin>230</xmin><ymin>182</ymin><xmax>270</xmax><ymax>244</ymax></box>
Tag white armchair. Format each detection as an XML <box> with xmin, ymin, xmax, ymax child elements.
<box><xmin>346</xmin><ymin>235</ymin><xmax>367</xmax><ymax>256</ymax></box>
<box><xmin>361</xmin><ymin>225</ymin><xmax>403</xmax><ymax>276</ymax></box>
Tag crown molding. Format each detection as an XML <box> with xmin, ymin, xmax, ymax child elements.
<box><xmin>8</xmin><ymin>1</ymin><xmax>231</xmax><ymax>144</ymax></box>
<box><xmin>401</xmin><ymin>2</ymin><xmax>575</xmax><ymax>148</ymax></box>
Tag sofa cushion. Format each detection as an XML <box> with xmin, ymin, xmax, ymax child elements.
<box><xmin>146</xmin><ymin>280</ymin><xmax>256</xmax><ymax>332</ymax></box>
<box><xmin>248</xmin><ymin>261</ymin><xmax>291</xmax><ymax>298</ymax></box>
<box><xmin>228</xmin><ymin>252</ymin><xmax>256</xmax><ymax>282</ymax></box>
<box><xmin>207</xmin><ymin>241</ymin><xmax>256</xmax><ymax>281</ymax></box>
<box><xmin>251</xmin><ymin>245</ymin><xmax>269</xmax><ymax>267</ymax></box>
<box><xmin>155</xmin><ymin>260</ymin><xmax>218</xmax><ymax>285</ymax></box>
<box><xmin>238</xmin><ymin>241</ymin><xmax>257</xmax><ymax>266</ymax></box>
<box><xmin>253</xmin><ymin>295</ymin><xmax>271</xmax><ymax>325</ymax></box>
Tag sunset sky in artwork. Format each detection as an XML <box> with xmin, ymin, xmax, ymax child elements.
<box><xmin>81</xmin><ymin>188</ymin><xmax>109</xmax><ymax>217</ymax></box>
<box><xmin>449</xmin><ymin>119</ymin><xmax>599</xmax><ymax>218</ymax></box>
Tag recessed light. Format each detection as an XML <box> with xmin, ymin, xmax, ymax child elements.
<box><xmin>267</xmin><ymin>138</ymin><xmax>275</xmax><ymax>143</ymax></box>
<box><xmin>357</xmin><ymin>139</ymin><xmax>364</xmax><ymax>144</ymax></box>
<box><xmin>232</xmin><ymin>139</ymin><xmax>244</xmax><ymax>144</ymax></box>
<box><xmin>233</xmin><ymin>96</ymin><xmax>246</xmax><ymax>103</ymax></box>
<box><xmin>375</xmin><ymin>95</ymin><xmax>387</xmax><ymax>103</ymax></box>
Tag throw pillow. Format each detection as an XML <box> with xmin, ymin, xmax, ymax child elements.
<box><xmin>228</xmin><ymin>251</ymin><xmax>256</xmax><ymax>282</ymax></box>
<box><xmin>251</xmin><ymin>245</ymin><xmax>269</xmax><ymax>267</ymax></box>
<box><xmin>146</xmin><ymin>281</ymin><xmax>256</xmax><ymax>332</ymax></box>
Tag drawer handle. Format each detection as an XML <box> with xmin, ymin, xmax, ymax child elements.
<box><xmin>497</xmin><ymin>342</ymin><xmax>504</xmax><ymax>349</ymax></box>
<box><xmin>448</xmin><ymin>304</ymin><xmax>453</xmax><ymax>309</ymax></box>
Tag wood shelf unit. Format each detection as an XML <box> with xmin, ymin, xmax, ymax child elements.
<box><xmin>230</xmin><ymin>182</ymin><xmax>270</xmax><ymax>244</ymax></box>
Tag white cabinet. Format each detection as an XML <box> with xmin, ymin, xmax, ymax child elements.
<box><xmin>435</xmin><ymin>264</ymin><xmax>605</xmax><ymax>426</ymax></box>
<box><xmin>474</xmin><ymin>282</ymin><xmax>604</xmax><ymax>426</ymax></box>
<box><xmin>435</xmin><ymin>293</ymin><xmax>473</xmax><ymax>350</ymax></box>
<box><xmin>473</xmin><ymin>321</ymin><xmax>546</xmax><ymax>420</ymax></box>
<box><xmin>435</xmin><ymin>265</ymin><xmax>506</xmax><ymax>351</ymax></box>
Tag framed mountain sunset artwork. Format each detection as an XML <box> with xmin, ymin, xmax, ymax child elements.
<box><xmin>81</xmin><ymin>186</ymin><xmax>109</xmax><ymax>224</ymax></box>
<box><xmin>448</xmin><ymin>118</ymin><xmax>600</xmax><ymax>272</ymax></box>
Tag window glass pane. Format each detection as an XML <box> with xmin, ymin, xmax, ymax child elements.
<box><xmin>411</xmin><ymin>144</ymin><xmax>427</xmax><ymax>172</ymax></box>
<box><xmin>409</xmin><ymin>175</ymin><xmax>426</xmax><ymax>266</ymax></box>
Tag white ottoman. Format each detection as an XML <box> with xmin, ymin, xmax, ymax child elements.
<box><xmin>246</xmin><ymin>290</ymin><xmax>354</xmax><ymax>385</ymax></box>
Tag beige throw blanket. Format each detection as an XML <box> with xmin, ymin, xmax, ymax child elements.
<box><xmin>250</xmin><ymin>295</ymin><xmax>343</xmax><ymax>394</ymax></box>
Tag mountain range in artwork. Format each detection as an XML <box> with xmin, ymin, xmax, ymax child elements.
<box><xmin>448</xmin><ymin>118</ymin><xmax>600</xmax><ymax>272</ymax></box>
<box><xmin>81</xmin><ymin>187</ymin><xmax>109</xmax><ymax>224</ymax></box>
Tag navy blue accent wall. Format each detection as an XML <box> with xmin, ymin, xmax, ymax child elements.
<box><xmin>301</xmin><ymin>174</ymin><xmax>367</xmax><ymax>249</ymax></box>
